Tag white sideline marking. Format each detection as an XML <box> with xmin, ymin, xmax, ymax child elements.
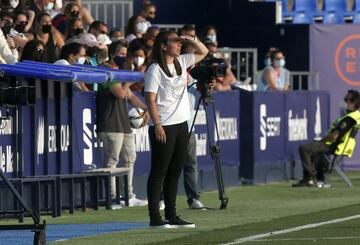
<box><xmin>220</xmin><ymin>214</ymin><xmax>360</xmax><ymax>245</ymax></box>
<box><xmin>252</xmin><ymin>236</ymin><xmax>360</xmax><ymax>242</ymax></box>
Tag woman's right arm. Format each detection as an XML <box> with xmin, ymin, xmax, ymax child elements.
<box><xmin>145</xmin><ymin>92</ymin><xmax>166</xmax><ymax>144</ymax></box>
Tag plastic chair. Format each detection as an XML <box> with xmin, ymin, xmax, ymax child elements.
<box><xmin>353</xmin><ymin>12</ymin><xmax>360</xmax><ymax>23</ymax></box>
<box><xmin>293</xmin><ymin>12</ymin><xmax>314</xmax><ymax>23</ymax></box>
<box><xmin>294</xmin><ymin>0</ymin><xmax>317</xmax><ymax>12</ymax></box>
<box><xmin>323</xmin><ymin>126</ymin><xmax>359</xmax><ymax>188</ymax></box>
<box><xmin>324</xmin><ymin>0</ymin><xmax>347</xmax><ymax>12</ymax></box>
<box><xmin>323</xmin><ymin>12</ymin><xmax>345</xmax><ymax>23</ymax></box>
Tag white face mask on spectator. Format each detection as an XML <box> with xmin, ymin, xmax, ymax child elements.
<box><xmin>207</xmin><ymin>34</ymin><xmax>217</xmax><ymax>43</ymax></box>
<box><xmin>77</xmin><ymin>57</ymin><xmax>86</xmax><ymax>65</ymax></box>
<box><xmin>45</xmin><ymin>2</ymin><xmax>54</xmax><ymax>12</ymax></box>
<box><xmin>134</xmin><ymin>56</ymin><xmax>145</xmax><ymax>67</ymax></box>
<box><xmin>274</xmin><ymin>58</ymin><xmax>285</xmax><ymax>68</ymax></box>
<box><xmin>10</xmin><ymin>0</ymin><xmax>19</xmax><ymax>8</ymax></box>
<box><xmin>135</xmin><ymin>21</ymin><xmax>149</xmax><ymax>34</ymax></box>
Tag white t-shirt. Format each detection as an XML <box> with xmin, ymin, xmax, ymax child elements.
<box><xmin>145</xmin><ymin>53</ymin><xmax>196</xmax><ymax>126</ymax></box>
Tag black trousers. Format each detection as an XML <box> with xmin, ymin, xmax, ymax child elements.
<box><xmin>147</xmin><ymin>122</ymin><xmax>188</xmax><ymax>220</ymax></box>
<box><xmin>299</xmin><ymin>140</ymin><xmax>332</xmax><ymax>180</ymax></box>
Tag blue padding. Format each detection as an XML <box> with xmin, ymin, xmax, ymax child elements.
<box><xmin>20</xmin><ymin>60</ymin><xmax>144</xmax><ymax>82</ymax></box>
<box><xmin>0</xmin><ymin>63</ymin><xmax>108</xmax><ymax>83</ymax></box>
<box><xmin>75</xmin><ymin>64</ymin><xmax>144</xmax><ymax>82</ymax></box>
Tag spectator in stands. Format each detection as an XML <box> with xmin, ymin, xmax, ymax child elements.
<box><xmin>201</xmin><ymin>25</ymin><xmax>218</xmax><ymax>47</ymax></box>
<box><xmin>30</xmin><ymin>0</ymin><xmax>55</xmax><ymax>17</ymax></box>
<box><xmin>139</xmin><ymin>25</ymin><xmax>160</xmax><ymax>58</ymax></box>
<box><xmin>258</xmin><ymin>49</ymin><xmax>290</xmax><ymax>91</ymax></box>
<box><xmin>106</xmin><ymin>40</ymin><xmax>127</xmax><ymax>69</ymax></box>
<box><xmin>64</xmin><ymin>17</ymin><xmax>84</xmax><ymax>41</ymax></box>
<box><xmin>109</xmin><ymin>27</ymin><xmax>124</xmax><ymax>42</ymax></box>
<box><xmin>3</xmin><ymin>0</ymin><xmax>35</xmax><ymax>34</ymax></box>
<box><xmin>125</xmin><ymin>15</ymin><xmax>149</xmax><ymax>44</ymax></box>
<box><xmin>54</xmin><ymin>42</ymin><xmax>89</xmax><ymax>91</ymax></box>
<box><xmin>178</xmin><ymin>24</ymin><xmax>196</xmax><ymax>37</ymax></box>
<box><xmin>0</xmin><ymin>11</ymin><xmax>19</xmax><ymax>64</ymax></box>
<box><xmin>140</xmin><ymin>2</ymin><xmax>156</xmax><ymax>22</ymax></box>
<box><xmin>97</xmin><ymin>39</ymin><xmax>150</xmax><ymax>207</ymax></box>
<box><xmin>52</xmin><ymin>2</ymin><xmax>82</xmax><ymax>35</ymax></box>
<box><xmin>144</xmin><ymin>30</ymin><xmax>208</xmax><ymax>228</ymax></box>
<box><xmin>11</xmin><ymin>11</ymin><xmax>31</xmax><ymax>49</ymax></box>
<box><xmin>125</xmin><ymin>40</ymin><xmax>147</xmax><ymax>91</ymax></box>
<box><xmin>20</xmin><ymin>39</ymin><xmax>46</xmax><ymax>62</ymax></box>
<box><xmin>87</xmin><ymin>20</ymin><xmax>110</xmax><ymax>65</ymax></box>
<box><xmin>31</xmin><ymin>12</ymin><xmax>64</xmax><ymax>63</ymax></box>
<box><xmin>63</xmin><ymin>0</ymin><xmax>94</xmax><ymax>27</ymax></box>
<box><xmin>293</xmin><ymin>90</ymin><xmax>360</xmax><ymax>187</ymax></box>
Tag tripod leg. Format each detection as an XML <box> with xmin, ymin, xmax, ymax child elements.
<box><xmin>203</xmin><ymin>99</ymin><xmax>228</xmax><ymax>209</ymax></box>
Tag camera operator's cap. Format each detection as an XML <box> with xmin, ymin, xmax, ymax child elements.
<box><xmin>72</xmin><ymin>33</ymin><xmax>98</xmax><ymax>47</ymax></box>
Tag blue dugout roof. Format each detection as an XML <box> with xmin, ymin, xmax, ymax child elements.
<box><xmin>0</xmin><ymin>61</ymin><xmax>144</xmax><ymax>84</ymax></box>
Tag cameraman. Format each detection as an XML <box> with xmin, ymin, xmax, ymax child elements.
<box><xmin>144</xmin><ymin>30</ymin><xmax>208</xmax><ymax>228</ymax></box>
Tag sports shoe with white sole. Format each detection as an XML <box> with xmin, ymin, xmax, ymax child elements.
<box><xmin>189</xmin><ymin>199</ymin><xmax>205</xmax><ymax>209</ymax></box>
<box><xmin>165</xmin><ymin>216</ymin><xmax>195</xmax><ymax>228</ymax></box>
<box><xmin>149</xmin><ymin>217</ymin><xmax>171</xmax><ymax>229</ymax></box>
<box><xmin>128</xmin><ymin>197</ymin><xmax>148</xmax><ymax>207</ymax></box>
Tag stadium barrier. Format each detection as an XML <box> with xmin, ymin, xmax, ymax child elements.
<box><xmin>0</xmin><ymin>61</ymin><xmax>330</xmax><ymax>214</ymax></box>
<box><xmin>290</xmin><ymin>71</ymin><xmax>320</xmax><ymax>90</ymax></box>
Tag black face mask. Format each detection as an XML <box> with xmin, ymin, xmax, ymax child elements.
<box><xmin>32</xmin><ymin>50</ymin><xmax>44</xmax><ymax>62</ymax></box>
<box><xmin>70</xmin><ymin>11</ymin><xmax>80</xmax><ymax>19</ymax></box>
<box><xmin>15</xmin><ymin>23</ymin><xmax>26</xmax><ymax>33</ymax></box>
<box><xmin>72</xmin><ymin>28</ymin><xmax>83</xmax><ymax>36</ymax></box>
<box><xmin>1</xmin><ymin>21</ymin><xmax>12</xmax><ymax>36</ymax></box>
<box><xmin>42</xmin><ymin>24</ymin><xmax>51</xmax><ymax>33</ymax></box>
<box><xmin>86</xmin><ymin>46</ymin><xmax>98</xmax><ymax>57</ymax></box>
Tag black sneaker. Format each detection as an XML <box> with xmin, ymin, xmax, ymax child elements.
<box><xmin>165</xmin><ymin>216</ymin><xmax>195</xmax><ymax>228</ymax></box>
<box><xmin>149</xmin><ymin>217</ymin><xmax>171</xmax><ymax>229</ymax></box>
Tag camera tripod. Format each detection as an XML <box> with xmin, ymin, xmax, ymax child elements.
<box><xmin>189</xmin><ymin>94</ymin><xmax>228</xmax><ymax>209</ymax></box>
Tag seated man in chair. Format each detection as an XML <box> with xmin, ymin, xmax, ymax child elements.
<box><xmin>293</xmin><ymin>90</ymin><xmax>360</xmax><ymax>187</ymax></box>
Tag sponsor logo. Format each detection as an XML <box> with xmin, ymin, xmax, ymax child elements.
<box><xmin>214</xmin><ymin>111</ymin><xmax>238</xmax><ymax>141</ymax></box>
<box><xmin>196</xmin><ymin>133</ymin><xmax>207</xmax><ymax>156</ymax></box>
<box><xmin>288</xmin><ymin>109</ymin><xmax>308</xmax><ymax>141</ymax></box>
<box><xmin>0</xmin><ymin>112</ymin><xmax>12</xmax><ymax>135</ymax></box>
<box><xmin>133</xmin><ymin>125</ymin><xmax>150</xmax><ymax>152</ymax></box>
<box><xmin>335</xmin><ymin>34</ymin><xmax>360</xmax><ymax>86</ymax></box>
<box><xmin>37</xmin><ymin>116</ymin><xmax>45</xmax><ymax>155</ymax></box>
<box><xmin>260</xmin><ymin>104</ymin><xmax>281</xmax><ymax>151</ymax></box>
<box><xmin>0</xmin><ymin>145</ymin><xmax>13</xmax><ymax>173</ymax></box>
<box><xmin>194</xmin><ymin>105</ymin><xmax>206</xmax><ymax>125</ymax></box>
<box><xmin>83</xmin><ymin>108</ymin><xmax>93</xmax><ymax>165</ymax></box>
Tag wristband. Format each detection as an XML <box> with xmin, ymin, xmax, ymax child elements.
<box><xmin>192</xmin><ymin>36</ymin><xmax>198</xmax><ymax>43</ymax></box>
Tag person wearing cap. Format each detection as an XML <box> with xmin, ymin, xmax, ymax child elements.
<box><xmin>144</xmin><ymin>31</ymin><xmax>208</xmax><ymax>228</ymax></box>
<box><xmin>87</xmin><ymin>20</ymin><xmax>110</xmax><ymax>66</ymax></box>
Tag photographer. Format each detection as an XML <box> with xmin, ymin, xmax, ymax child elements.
<box><xmin>144</xmin><ymin>30</ymin><xmax>208</xmax><ymax>228</ymax></box>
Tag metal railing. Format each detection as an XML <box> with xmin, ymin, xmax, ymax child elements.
<box><xmin>82</xmin><ymin>0</ymin><xmax>133</xmax><ymax>31</ymax></box>
<box><xmin>218</xmin><ymin>48</ymin><xmax>258</xmax><ymax>82</ymax></box>
<box><xmin>156</xmin><ymin>24</ymin><xmax>186</xmax><ymax>32</ymax></box>
<box><xmin>290</xmin><ymin>71</ymin><xmax>320</xmax><ymax>91</ymax></box>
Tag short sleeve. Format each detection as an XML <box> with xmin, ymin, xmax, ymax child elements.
<box><xmin>144</xmin><ymin>65</ymin><xmax>161</xmax><ymax>93</ymax></box>
<box><xmin>178</xmin><ymin>53</ymin><xmax>196</xmax><ymax>69</ymax></box>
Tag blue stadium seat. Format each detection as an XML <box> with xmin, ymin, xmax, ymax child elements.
<box><xmin>294</xmin><ymin>0</ymin><xmax>317</xmax><ymax>12</ymax></box>
<box><xmin>293</xmin><ymin>12</ymin><xmax>313</xmax><ymax>24</ymax></box>
<box><xmin>324</xmin><ymin>0</ymin><xmax>347</xmax><ymax>12</ymax></box>
<box><xmin>323</xmin><ymin>12</ymin><xmax>345</xmax><ymax>24</ymax></box>
<box><xmin>282</xmin><ymin>0</ymin><xmax>295</xmax><ymax>21</ymax></box>
<box><xmin>353</xmin><ymin>12</ymin><xmax>360</xmax><ymax>23</ymax></box>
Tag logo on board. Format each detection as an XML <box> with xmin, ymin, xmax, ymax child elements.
<box><xmin>335</xmin><ymin>34</ymin><xmax>360</xmax><ymax>86</ymax></box>
<box><xmin>260</xmin><ymin>104</ymin><xmax>281</xmax><ymax>151</ymax></box>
